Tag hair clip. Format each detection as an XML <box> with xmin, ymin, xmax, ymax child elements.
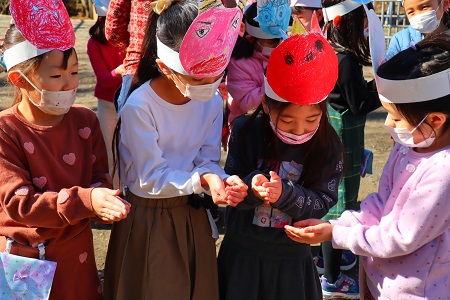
<box><xmin>151</xmin><ymin>0</ymin><xmax>174</xmax><ymax>15</ymax></box>
<box><xmin>409</xmin><ymin>42</ymin><xmax>417</xmax><ymax>51</ymax></box>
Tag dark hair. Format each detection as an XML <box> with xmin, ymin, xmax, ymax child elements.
<box><xmin>89</xmin><ymin>16</ymin><xmax>108</xmax><ymax>44</ymax></box>
<box><xmin>2</xmin><ymin>24</ymin><xmax>76</xmax><ymax>106</ymax></box>
<box><xmin>113</xmin><ymin>0</ymin><xmax>198</xmax><ymax>178</ymax></box>
<box><xmin>238</xmin><ymin>97</ymin><xmax>344</xmax><ymax>187</ymax></box>
<box><xmin>322</xmin><ymin>0</ymin><xmax>372</xmax><ymax>66</ymax></box>
<box><xmin>377</xmin><ymin>32</ymin><xmax>450</xmax><ymax>136</ymax></box>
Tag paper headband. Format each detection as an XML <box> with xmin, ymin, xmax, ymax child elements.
<box><xmin>245</xmin><ymin>20</ymin><xmax>278</xmax><ymax>39</ymax></box>
<box><xmin>265</xmin><ymin>13</ymin><xmax>338</xmax><ymax>105</ymax></box>
<box><xmin>93</xmin><ymin>0</ymin><xmax>109</xmax><ymax>16</ymax></box>
<box><xmin>156</xmin><ymin>37</ymin><xmax>189</xmax><ymax>75</ymax></box>
<box><xmin>5</xmin><ymin>0</ymin><xmax>75</xmax><ymax>71</ymax></box>
<box><xmin>292</xmin><ymin>0</ymin><xmax>322</xmax><ymax>8</ymax></box>
<box><xmin>378</xmin><ymin>69</ymin><xmax>450</xmax><ymax>103</ymax></box>
<box><xmin>322</xmin><ymin>0</ymin><xmax>362</xmax><ymax>23</ymax></box>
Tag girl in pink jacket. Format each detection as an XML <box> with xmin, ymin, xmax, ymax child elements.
<box><xmin>226</xmin><ymin>3</ymin><xmax>281</xmax><ymax>125</ymax></box>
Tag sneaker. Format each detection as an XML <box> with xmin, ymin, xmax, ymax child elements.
<box><xmin>321</xmin><ymin>272</ymin><xmax>359</xmax><ymax>299</ymax></box>
<box><xmin>314</xmin><ymin>251</ymin><xmax>357</xmax><ymax>275</ymax></box>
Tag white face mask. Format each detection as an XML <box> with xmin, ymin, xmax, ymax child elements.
<box><xmin>18</xmin><ymin>71</ymin><xmax>77</xmax><ymax>115</ymax></box>
<box><xmin>409</xmin><ymin>0</ymin><xmax>443</xmax><ymax>34</ymax></box>
<box><xmin>171</xmin><ymin>70</ymin><xmax>223</xmax><ymax>102</ymax></box>
<box><xmin>256</xmin><ymin>41</ymin><xmax>276</xmax><ymax>58</ymax></box>
<box><xmin>384</xmin><ymin>114</ymin><xmax>435</xmax><ymax>148</ymax></box>
<box><xmin>269</xmin><ymin>115</ymin><xmax>319</xmax><ymax>145</ymax></box>
<box><xmin>364</xmin><ymin>27</ymin><xmax>369</xmax><ymax>38</ymax></box>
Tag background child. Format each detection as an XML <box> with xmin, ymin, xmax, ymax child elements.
<box><xmin>105</xmin><ymin>0</ymin><xmax>152</xmax><ymax>114</ymax></box>
<box><xmin>286</xmin><ymin>32</ymin><xmax>450</xmax><ymax>300</ymax></box>
<box><xmin>291</xmin><ymin>0</ymin><xmax>324</xmax><ymax>31</ymax></box>
<box><xmin>218</xmin><ymin>29</ymin><xmax>343</xmax><ymax>300</ymax></box>
<box><xmin>312</xmin><ymin>0</ymin><xmax>381</xmax><ymax>297</ymax></box>
<box><xmin>87</xmin><ymin>1</ymin><xmax>126</xmax><ymax>188</ymax></box>
<box><xmin>103</xmin><ymin>1</ymin><xmax>248</xmax><ymax>299</ymax></box>
<box><xmin>0</xmin><ymin>1</ymin><xmax>130</xmax><ymax>299</ymax></box>
<box><xmin>226</xmin><ymin>2</ymin><xmax>281</xmax><ymax>125</ymax></box>
<box><xmin>386</xmin><ymin>0</ymin><xmax>449</xmax><ymax>59</ymax></box>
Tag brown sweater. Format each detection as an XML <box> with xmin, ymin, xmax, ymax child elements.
<box><xmin>0</xmin><ymin>104</ymin><xmax>111</xmax><ymax>246</ymax></box>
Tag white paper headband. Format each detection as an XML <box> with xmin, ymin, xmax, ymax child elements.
<box><xmin>322</xmin><ymin>0</ymin><xmax>362</xmax><ymax>23</ymax></box>
<box><xmin>156</xmin><ymin>37</ymin><xmax>188</xmax><ymax>75</ymax></box>
<box><xmin>4</xmin><ymin>40</ymin><xmax>51</xmax><ymax>71</ymax></box>
<box><xmin>245</xmin><ymin>21</ymin><xmax>278</xmax><ymax>39</ymax></box>
<box><xmin>264</xmin><ymin>76</ymin><xmax>288</xmax><ymax>102</ymax></box>
<box><xmin>377</xmin><ymin>68</ymin><xmax>450</xmax><ymax>103</ymax></box>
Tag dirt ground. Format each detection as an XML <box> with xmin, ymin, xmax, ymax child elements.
<box><xmin>0</xmin><ymin>15</ymin><xmax>393</xmax><ymax>295</ymax></box>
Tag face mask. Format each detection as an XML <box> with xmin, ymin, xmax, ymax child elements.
<box><xmin>409</xmin><ymin>0</ymin><xmax>443</xmax><ymax>34</ymax></box>
<box><xmin>18</xmin><ymin>71</ymin><xmax>77</xmax><ymax>115</ymax></box>
<box><xmin>384</xmin><ymin>114</ymin><xmax>435</xmax><ymax>148</ymax></box>
<box><xmin>171</xmin><ymin>70</ymin><xmax>223</xmax><ymax>102</ymax></box>
<box><xmin>364</xmin><ymin>27</ymin><xmax>369</xmax><ymax>38</ymax></box>
<box><xmin>256</xmin><ymin>41</ymin><xmax>275</xmax><ymax>58</ymax></box>
<box><xmin>269</xmin><ymin>116</ymin><xmax>319</xmax><ymax>145</ymax></box>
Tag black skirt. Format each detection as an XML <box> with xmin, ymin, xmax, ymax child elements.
<box><xmin>218</xmin><ymin>232</ymin><xmax>322</xmax><ymax>300</ymax></box>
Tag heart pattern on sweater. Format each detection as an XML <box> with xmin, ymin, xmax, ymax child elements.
<box><xmin>14</xmin><ymin>186</ymin><xmax>30</xmax><ymax>196</ymax></box>
<box><xmin>24</xmin><ymin>142</ymin><xmax>35</xmax><ymax>154</ymax></box>
<box><xmin>57</xmin><ymin>190</ymin><xmax>70</xmax><ymax>204</ymax></box>
<box><xmin>79</xmin><ymin>252</ymin><xmax>88</xmax><ymax>263</ymax></box>
<box><xmin>63</xmin><ymin>153</ymin><xmax>76</xmax><ymax>165</ymax></box>
<box><xmin>78</xmin><ymin>127</ymin><xmax>91</xmax><ymax>139</ymax></box>
<box><xmin>33</xmin><ymin>176</ymin><xmax>47</xmax><ymax>189</ymax></box>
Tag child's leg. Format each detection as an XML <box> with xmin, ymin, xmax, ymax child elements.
<box><xmin>322</xmin><ymin>241</ymin><xmax>342</xmax><ymax>283</ymax></box>
<box><xmin>97</xmin><ymin>99</ymin><xmax>119</xmax><ymax>188</ymax></box>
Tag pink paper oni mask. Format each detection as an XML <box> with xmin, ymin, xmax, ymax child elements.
<box><xmin>179</xmin><ymin>7</ymin><xmax>242</xmax><ymax>77</ymax></box>
<box><xmin>10</xmin><ymin>0</ymin><xmax>75</xmax><ymax>51</ymax></box>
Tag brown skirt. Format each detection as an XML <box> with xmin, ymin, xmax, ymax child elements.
<box><xmin>103</xmin><ymin>193</ymin><xmax>219</xmax><ymax>300</ymax></box>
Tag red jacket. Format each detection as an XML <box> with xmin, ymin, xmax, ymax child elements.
<box><xmin>87</xmin><ymin>38</ymin><xmax>125</xmax><ymax>102</ymax></box>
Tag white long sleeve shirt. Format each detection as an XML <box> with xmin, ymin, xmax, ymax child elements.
<box><xmin>119</xmin><ymin>80</ymin><xmax>227</xmax><ymax>198</ymax></box>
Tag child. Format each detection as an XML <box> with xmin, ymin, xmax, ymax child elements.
<box><xmin>291</xmin><ymin>0</ymin><xmax>324</xmax><ymax>31</ymax></box>
<box><xmin>0</xmin><ymin>1</ymin><xmax>130</xmax><ymax>299</ymax></box>
<box><xmin>313</xmin><ymin>0</ymin><xmax>382</xmax><ymax>297</ymax></box>
<box><xmin>226</xmin><ymin>2</ymin><xmax>282</xmax><ymax>125</ymax></box>
<box><xmin>386</xmin><ymin>0</ymin><xmax>449</xmax><ymax>59</ymax></box>
<box><xmin>87</xmin><ymin>1</ymin><xmax>126</xmax><ymax>188</ymax></box>
<box><xmin>286</xmin><ymin>32</ymin><xmax>450</xmax><ymax>300</ymax></box>
<box><xmin>105</xmin><ymin>0</ymin><xmax>152</xmax><ymax>114</ymax></box>
<box><xmin>217</xmin><ymin>26</ymin><xmax>343</xmax><ymax>300</ymax></box>
<box><xmin>103</xmin><ymin>0</ymin><xmax>248</xmax><ymax>299</ymax></box>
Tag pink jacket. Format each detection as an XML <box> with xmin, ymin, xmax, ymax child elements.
<box><xmin>226</xmin><ymin>50</ymin><xmax>268</xmax><ymax>124</ymax></box>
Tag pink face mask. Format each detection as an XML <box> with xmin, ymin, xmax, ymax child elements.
<box><xmin>269</xmin><ymin>118</ymin><xmax>319</xmax><ymax>145</ymax></box>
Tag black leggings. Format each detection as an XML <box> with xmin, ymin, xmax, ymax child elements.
<box><xmin>320</xmin><ymin>241</ymin><xmax>342</xmax><ymax>283</ymax></box>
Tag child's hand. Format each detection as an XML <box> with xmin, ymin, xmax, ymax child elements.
<box><xmin>224</xmin><ymin>175</ymin><xmax>248</xmax><ymax>207</ymax></box>
<box><xmin>91</xmin><ymin>188</ymin><xmax>131</xmax><ymax>222</ymax></box>
<box><xmin>251</xmin><ymin>173</ymin><xmax>269</xmax><ymax>201</ymax></box>
<box><xmin>201</xmin><ymin>173</ymin><xmax>227</xmax><ymax>205</ymax></box>
<box><xmin>284</xmin><ymin>219</ymin><xmax>333</xmax><ymax>244</ymax></box>
<box><xmin>252</xmin><ymin>171</ymin><xmax>282</xmax><ymax>204</ymax></box>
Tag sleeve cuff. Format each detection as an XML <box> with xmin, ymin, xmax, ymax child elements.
<box><xmin>192</xmin><ymin>171</ymin><xmax>203</xmax><ymax>194</ymax></box>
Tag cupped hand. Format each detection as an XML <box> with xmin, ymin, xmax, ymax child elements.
<box><xmin>91</xmin><ymin>188</ymin><xmax>130</xmax><ymax>222</ymax></box>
